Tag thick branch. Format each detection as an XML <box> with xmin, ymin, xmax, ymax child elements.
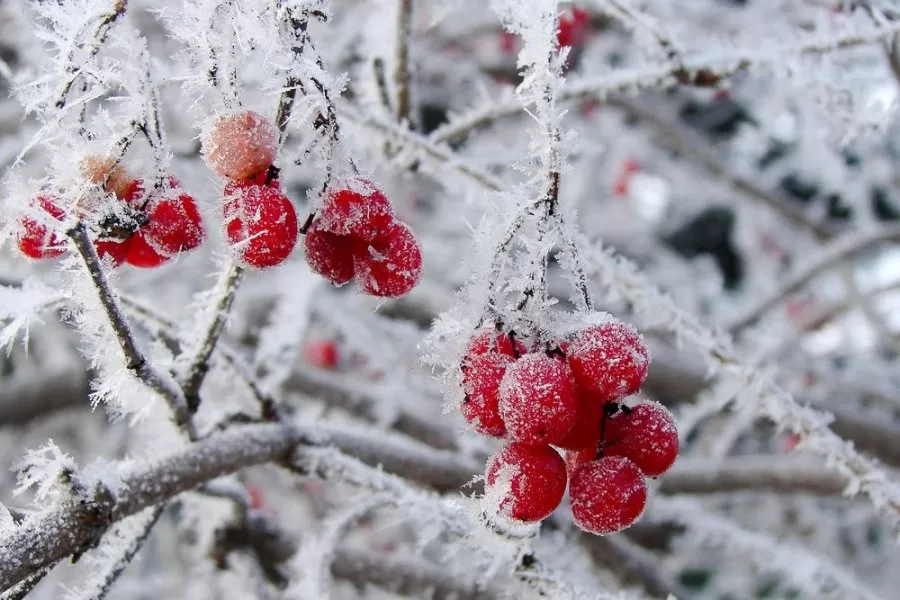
<box><xmin>0</xmin><ymin>422</ymin><xmax>479</xmax><ymax>592</ymax></box>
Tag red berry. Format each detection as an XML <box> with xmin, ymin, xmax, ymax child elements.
<box><xmin>498</xmin><ymin>353</ymin><xmax>578</xmax><ymax>446</ymax></box>
<box><xmin>126</xmin><ymin>232</ymin><xmax>169</xmax><ymax>268</ymax></box>
<box><xmin>355</xmin><ymin>220</ymin><xmax>422</xmax><ymax>298</ymax></box>
<box><xmin>461</xmin><ymin>353</ymin><xmax>512</xmax><ymax>438</ymax></box>
<box><xmin>605</xmin><ymin>402</ymin><xmax>679</xmax><ymax>477</ymax></box>
<box><xmin>557</xmin><ymin>6</ymin><xmax>590</xmax><ymax>48</ymax></box>
<box><xmin>570</xmin><ymin>456</ymin><xmax>647</xmax><ymax>535</ymax></box>
<box><xmin>203</xmin><ymin>111</ymin><xmax>277</xmax><ymax>180</ymax></box>
<box><xmin>556</xmin><ymin>391</ymin><xmax>604</xmax><ymax>450</ymax></box>
<box><xmin>224</xmin><ymin>172</ymin><xmax>281</xmax><ymax>195</ymax></box>
<box><xmin>94</xmin><ymin>238</ymin><xmax>131</xmax><ymax>266</ymax></box>
<box><xmin>318</xmin><ymin>179</ymin><xmax>394</xmax><ymax>241</ymax></box>
<box><xmin>303</xmin><ymin>220</ymin><xmax>359</xmax><ymax>286</ymax></box>
<box><xmin>17</xmin><ymin>195</ymin><xmax>67</xmax><ymax>259</ymax></box>
<box><xmin>568</xmin><ymin>321</ymin><xmax>650</xmax><ymax>401</ymax></box>
<box><xmin>485</xmin><ymin>442</ymin><xmax>567</xmax><ymax>522</ymax></box>
<box><xmin>303</xmin><ymin>339</ymin><xmax>339</xmax><ymax>369</ymax></box>
<box><xmin>125</xmin><ymin>179</ymin><xmax>205</xmax><ymax>261</ymax></box>
<box><xmin>465</xmin><ymin>329</ymin><xmax>527</xmax><ymax>360</ymax></box>
<box><xmin>224</xmin><ymin>184</ymin><xmax>298</xmax><ymax>269</ymax></box>
<box><xmin>564</xmin><ymin>444</ymin><xmax>598</xmax><ymax>475</ymax></box>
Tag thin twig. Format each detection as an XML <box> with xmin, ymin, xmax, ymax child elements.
<box><xmin>727</xmin><ymin>224</ymin><xmax>900</xmax><ymax>334</ymax></box>
<box><xmin>84</xmin><ymin>505</ymin><xmax>166</xmax><ymax>600</ymax></box>
<box><xmin>372</xmin><ymin>57</ymin><xmax>394</xmax><ymax>113</ymax></box>
<box><xmin>67</xmin><ymin>222</ymin><xmax>193</xmax><ymax>435</ymax></box>
<box><xmin>180</xmin><ymin>261</ymin><xmax>244</xmax><ymax>414</ymax></box>
<box><xmin>393</xmin><ymin>0</ymin><xmax>414</xmax><ymax>126</ymax></box>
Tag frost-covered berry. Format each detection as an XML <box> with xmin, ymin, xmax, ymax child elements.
<box><xmin>224</xmin><ymin>183</ymin><xmax>298</xmax><ymax>269</ymax></box>
<box><xmin>17</xmin><ymin>195</ymin><xmax>67</xmax><ymax>259</ymax></box>
<box><xmin>303</xmin><ymin>220</ymin><xmax>359</xmax><ymax>286</ymax></box>
<box><xmin>80</xmin><ymin>154</ymin><xmax>132</xmax><ymax>199</ymax></box>
<box><xmin>124</xmin><ymin>179</ymin><xmax>205</xmax><ymax>266</ymax></box>
<box><xmin>485</xmin><ymin>442</ymin><xmax>567</xmax><ymax>522</ymax></box>
<box><xmin>94</xmin><ymin>238</ymin><xmax>130</xmax><ymax>267</ymax></box>
<box><xmin>461</xmin><ymin>353</ymin><xmax>512</xmax><ymax>438</ymax></box>
<box><xmin>465</xmin><ymin>329</ymin><xmax>527</xmax><ymax>361</ymax></box>
<box><xmin>355</xmin><ymin>220</ymin><xmax>422</xmax><ymax>298</ymax></box>
<box><xmin>203</xmin><ymin>111</ymin><xmax>278</xmax><ymax>180</ymax></box>
<box><xmin>499</xmin><ymin>353</ymin><xmax>578</xmax><ymax>446</ymax></box>
<box><xmin>318</xmin><ymin>179</ymin><xmax>394</xmax><ymax>241</ymax></box>
<box><xmin>557</xmin><ymin>6</ymin><xmax>590</xmax><ymax>48</ymax></box>
<box><xmin>605</xmin><ymin>402</ymin><xmax>679</xmax><ymax>477</ymax></box>
<box><xmin>564</xmin><ymin>444</ymin><xmax>598</xmax><ymax>475</ymax></box>
<box><xmin>303</xmin><ymin>339</ymin><xmax>339</xmax><ymax>369</ymax></box>
<box><xmin>570</xmin><ymin>456</ymin><xmax>647</xmax><ymax>535</ymax></box>
<box><xmin>556</xmin><ymin>391</ymin><xmax>604</xmax><ymax>450</ymax></box>
<box><xmin>568</xmin><ymin>320</ymin><xmax>650</xmax><ymax>401</ymax></box>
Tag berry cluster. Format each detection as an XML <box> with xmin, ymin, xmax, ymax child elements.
<box><xmin>304</xmin><ymin>178</ymin><xmax>423</xmax><ymax>298</ymax></box>
<box><xmin>464</xmin><ymin>319</ymin><xmax>678</xmax><ymax>533</ymax></box>
<box><xmin>15</xmin><ymin>157</ymin><xmax>206</xmax><ymax>268</ymax></box>
<box><xmin>204</xmin><ymin>111</ymin><xmax>299</xmax><ymax>270</ymax></box>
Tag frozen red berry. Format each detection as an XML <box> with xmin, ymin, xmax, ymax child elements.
<box><xmin>465</xmin><ymin>329</ymin><xmax>527</xmax><ymax>361</ymax></box>
<box><xmin>318</xmin><ymin>179</ymin><xmax>394</xmax><ymax>241</ymax></box>
<box><xmin>605</xmin><ymin>402</ymin><xmax>679</xmax><ymax>477</ymax></box>
<box><xmin>203</xmin><ymin>111</ymin><xmax>278</xmax><ymax>180</ymax></box>
<box><xmin>124</xmin><ymin>179</ymin><xmax>205</xmax><ymax>263</ymax></box>
<box><xmin>568</xmin><ymin>320</ymin><xmax>650</xmax><ymax>401</ymax></box>
<box><xmin>556</xmin><ymin>391</ymin><xmax>604</xmax><ymax>450</ymax></box>
<box><xmin>461</xmin><ymin>353</ymin><xmax>512</xmax><ymax>438</ymax></box>
<box><xmin>224</xmin><ymin>171</ymin><xmax>281</xmax><ymax>196</ymax></box>
<box><xmin>303</xmin><ymin>339</ymin><xmax>339</xmax><ymax>369</ymax></box>
<box><xmin>224</xmin><ymin>183</ymin><xmax>298</xmax><ymax>269</ymax></box>
<box><xmin>94</xmin><ymin>238</ymin><xmax>130</xmax><ymax>266</ymax></box>
<box><xmin>570</xmin><ymin>456</ymin><xmax>647</xmax><ymax>535</ymax></box>
<box><xmin>564</xmin><ymin>443</ymin><xmax>598</xmax><ymax>475</ymax></box>
<box><xmin>485</xmin><ymin>442</ymin><xmax>567</xmax><ymax>522</ymax></box>
<box><xmin>126</xmin><ymin>232</ymin><xmax>169</xmax><ymax>268</ymax></box>
<box><xmin>17</xmin><ymin>195</ymin><xmax>67</xmax><ymax>259</ymax></box>
<box><xmin>355</xmin><ymin>221</ymin><xmax>422</xmax><ymax>298</ymax></box>
<box><xmin>303</xmin><ymin>220</ymin><xmax>359</xmax><ymax>286</ymax></box>
<box><xmin>557</xmin><ymin>6</ymin><xmax>590</xmax><ymax>48</ymax></box>
<box><xmin>499</xmin><ymin>353</ymin><xmax>578</xmax><ymax>446</ymax></box>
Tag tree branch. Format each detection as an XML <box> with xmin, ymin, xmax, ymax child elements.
<box><xmin>393</xmin><ymin>0</ymin><xmax>414</xmax><ymax>126</ymax></box>
<box><xmin>67</xmin><ymin>222</ymin><xmax>194</xmax><ymax>436</ymax></box>
<box><xmin>0</xmin><ymin>421</ymin><xmax>479</xmax><ymax>593</ymax></box>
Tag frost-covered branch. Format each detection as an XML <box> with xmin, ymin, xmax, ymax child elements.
<box><xmin>67</xmin><ymin>222</ymin><xmax>193</xmax><ymax>435</ymax></box>
<box><xmin>0</xmin><ymin>421</ymin><xmax>479</xmax><ymax>593</ymax></box>
<box><xmin>728</xmin><ymin>224</ymin><xmax>900</xmax><ymax>333</ymax></box>
<box><xmin>331</xmin><ymin>546</ymin><xmax>502</xmax><ymax>600</ymax></box>
<box><xmin>179</xmin><ymin>261</ymin><xmax>244</xmax><ymax>414</ymax></box>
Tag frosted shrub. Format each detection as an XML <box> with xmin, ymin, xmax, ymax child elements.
<box><xmin>2</xmin><ymin>1</ymin><xmax>900</xmax><ymax>598</ymax></box>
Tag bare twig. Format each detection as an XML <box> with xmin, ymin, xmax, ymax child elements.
<box><xmin>180</xmin><ymin>261</ymin><xmax>244</xmax><ymax>414</ymax></box>
<box><xmin>393</xmin><ymin>0</ymin><xmax>414</xmax><ymax>126</ymax></box>
<box><xmin>67</xmin><ymin>222</ymin><xmax>194</xmax><ymax>436</ymax></box>
<box><xmin>660</xmin><ymin>455</ymin><xmax>848</xmax><ymax>495</ymax></box>
<box><xmin>83</xmin><ymin>505</ymin><xmax>166</xmax><ymax>600</ymax></box>
<box><xmin>727</xmin><ymin>224</ymin><xmax>900</xmax><ymax>334</ymax></box>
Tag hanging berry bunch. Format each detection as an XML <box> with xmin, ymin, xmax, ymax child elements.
<box><xmin>15</xmin><ymin>156</ymin><xmax>207</xmax><ymax>268</ymax></box>
<box><xmin>461</xmin><ymin>318</ymin><xmax>678</xmax><ymax>533</ymax></box>
<box><xmin>203</xmin><ymin>111</ymin><xmax>299</xmax><ymax>270</ymax></box>
<box><xmin>304</xmin><ymin>177</ymin><xmax>423</xmax><ymax>298</ymax></box>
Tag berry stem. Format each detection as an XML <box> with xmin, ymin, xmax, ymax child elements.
<box><xmin>180</xmin><ymin>260</ymin><xmax>245</xmax><ymax>413</ymax></box>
